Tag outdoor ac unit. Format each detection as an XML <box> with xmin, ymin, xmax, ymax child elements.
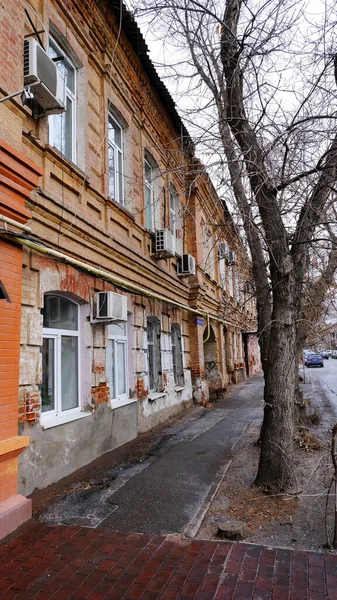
<box><xmin>227</xmin><ymin>251</ymin><xmax>237</xmax><ymax>264</ymax></box>
<box><xmin>95</xmin><ymin>292</ymin><xmax>127</xmax><ymax>321</ymax></box>
<box><xmin>24</xmin><ymin>39</ymin><xmax>65</xmax><ymax>116</ymax></box>
<box><xmin>218</xmin><ymin>242</ymin><xmax>228</xmax><ymax>259</ymax></box>
<box><xmin>177</xmin><ymin>254</ymin><xmax>196</xmax><ymax>277</ymax></box>
<box><xmin>154</xmin><ymin>229</ymin><xmax>176</xmax><ymax>258</ymax></box>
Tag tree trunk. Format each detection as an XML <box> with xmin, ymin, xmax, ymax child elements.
<box><xmin>255</xmin><ymin>299</ymin><xmax>297</xmax><ymax>491</ymax></box>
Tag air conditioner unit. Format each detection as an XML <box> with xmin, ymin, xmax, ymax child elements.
<box><xmin>227</xmin><ymin>251</ymin><xmax>237</xmax><ymax>264</ymax></box>
<box><xmin>218</xmin><ymin>242</ymin><xmax>228</xmax><ymax>259</ymax></box>
<box><xmin>154</xmin><ymin>229</ymin><xmax>176</xmax><ymax>258</ymax></box>
<box><xmin>24</xmin><ymin>39</ymin><xmax>65</xmax><ymax>117</ymax></box>
<box><xmin>177</xmin><ymin>254</ymin><xmax>196</xmax><ymax>277</ymax></box>
<box><xmin>95</xmin><ymin>292</ymin><xmax>127</xmax><ymax>321</ymax></box>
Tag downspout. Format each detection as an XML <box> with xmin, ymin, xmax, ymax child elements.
<box><xmin>203</xmin><ymin>313</ymin><xmax>211</xmax><ymax>344</ymax></box>
<box><xmin>3</xmin><ymin>232</ymin><xmax>237</xmax><ymax>328</ymax></box>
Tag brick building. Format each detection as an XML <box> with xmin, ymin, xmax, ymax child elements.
<box><xmin>0</xmin><ymin>0</ymin><xmax>260</xmax><ymax>537</ymax></box>
<box><xmin>0</xmin><ymin>141</ymin><xmax>42</xmax><ymax>538</ymax></box>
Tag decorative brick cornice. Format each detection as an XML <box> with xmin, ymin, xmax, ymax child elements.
<box><xmin>0</xmin><ymin>140</ymin><xmax>43</xmax><ymax>224</ymax></box>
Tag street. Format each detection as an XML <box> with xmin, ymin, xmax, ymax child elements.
<box><xmin>305</xmin><ymin>356</ymin><xmax>337</xmax><ymax>417</ymax></box>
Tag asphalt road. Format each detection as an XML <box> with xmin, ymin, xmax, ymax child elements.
<box><xmin>305</xmin><ymin>356</ymin><xmax>337</xmax><ymax>417</ymax></box>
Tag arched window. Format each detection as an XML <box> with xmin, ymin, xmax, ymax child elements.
<box><xmin>171</xmin><ymin>324</ymin><xmax>184</xmax><ymax>386</ymax></box>
<box><xmin>48</xmin><ymin>37</ymin><xmax>77</xmax><ymax>163</ymax></box>
<box><xmin>144</xmin><ymin>153</ymin><xmax>160</xmax><ymax>231</ymax></box>
<box><xmin>170</xmin><ymin>185</ymin><xmax>183</xmax><ymax>255</ymax></box>
<box><xmin>147</xmin><ymin>317</ymin><xmax>162</xmax><ymax>391</ymax></box>
<box><xmin>41</xmin><ymin>295</ymin><xmax>79</xmax><ymax>417</ymax></box>
<box><xmin>108</xmin><ymin>113</ymin><xmax>124</xmax><ymax>204</ymax></box>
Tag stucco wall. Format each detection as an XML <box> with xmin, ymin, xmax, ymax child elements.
<box><xmin>18</xmin><ymin>401</ymin><xmax>138</xmax><ymax>497</ymax></box>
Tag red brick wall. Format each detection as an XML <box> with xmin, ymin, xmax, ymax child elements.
<box><xmin>0</xmin><ymin>239</ymin><xmax>23</xmax><ymax>501</ymax></box>
<box><xmin>0</xmin><ymin>141</ymin><xmax>42</xmax><ymax>507</ymax></box>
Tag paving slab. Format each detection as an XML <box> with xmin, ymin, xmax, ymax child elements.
<box><xmin>1</xmin><ymin>521</ymin><xmax>336</xmax><ymax>599</ymax></box>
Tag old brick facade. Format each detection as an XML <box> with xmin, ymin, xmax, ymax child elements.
<box><xmin>0</xmin><ymin>0</ymin><xmax>260</xmax><ymax>528</ymax></box>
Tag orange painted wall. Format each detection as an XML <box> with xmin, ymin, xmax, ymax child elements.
<box><xmin>0</xmin><ymin>140</ymin><xmax>42</xmax><ymax>506</ymax></box>
<box><xmin>0</xmin><ymin>240</ymin><xmax>24</xmax><ymax>502</ymax></box>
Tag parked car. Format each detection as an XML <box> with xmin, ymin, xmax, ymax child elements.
<box><xmin>306</xmin><ymin>353</ymin><xmax>324</xmax><ymax>367</ymax></box>
<box><xmin>332</xmin><ymin>350</ymin><xmax>337</xmax><ymax>359</ymax></box>
<box><xmin>321</xmin><ymin>351</ymin><xmax>329</xmax><ymax>359</ymax></box>
<box><xmin>304</xmin><ymin>351</ymin><xmax>314</xmax><ymax>366</ymax></box>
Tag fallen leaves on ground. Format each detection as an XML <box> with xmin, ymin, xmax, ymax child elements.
<box><xmin>294</xmin><ymin>427</ymin><xmax>321</xmax><ymax>452</ymax></box>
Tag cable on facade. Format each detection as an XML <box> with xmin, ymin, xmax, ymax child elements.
<box><xmin>0</xmin><ymin>227</ymin><xmax>239</xmax><ymax>333</ymax></box>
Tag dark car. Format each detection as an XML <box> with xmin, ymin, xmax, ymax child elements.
<box><xmin>321</xmin><ymin>351</ymin><xmax>329</xmax><ymax>359</ymax></box>
<box><xmin>306</xmin><ymin>353</ymin><xmax>324</xmax><ymax>367</ymax></box>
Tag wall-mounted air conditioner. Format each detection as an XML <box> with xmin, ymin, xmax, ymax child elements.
<box><xmin>154</xmin><ymin>229</ymin><xmax>176</xmax><ymax>258</ymax></box>
<box><xmin>95</xmin><ymin>292</ymin><xmax>127</xmax><ymax>321</ymax></box>
<box><xmin>227</xmin><ymin>251</ymin><xmax>237</xmax><ymax>264</ymax></box>
<box><xmin>218</xmin><ymin>242</ymin><xmax>228</xmax><ymax>259</ymax></box>
<box><xmin>177</xmin><ymin>254</ymin><xmax>196</xmax><ymax>277</ymax></box>
<box><xmin>24</xmin><ymin>39</ymin><xmax>65</xmax><ymax>117</ymax></box>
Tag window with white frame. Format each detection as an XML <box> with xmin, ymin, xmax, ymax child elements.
<box><xmin>171</xmin><ymin>324</ymin><xmax>184</xmax><ymax>387</ymax></box>
<box><xmin>207</xmin><ymin>230</ymin><xmax>215</xmax><ymax>278</ymax></box>
<box><xmin>219</xmin><ymin>257</ymin><xmax>226</xmax><ymax>290</ymax></box>
<box><xmin>228</xmin><ymin>264</ymin><xmax>234</xmax><ymax>297</ymax></box>
<box><xmin>234</xmin><ymin>268</ymin><xmax>240</xmax><ymax>302</ymax></box>
<box><xmin>202</xmin><ymin>221</ymin><xmax>208</xmax><ymax>271</ymax></box>
<box><xmin>147</xmin><ymin>317</ymin><xmax>162</xmax><ymax>391</ymax></box>
<box><xmin>108</xmin><ymin>114</ymin><xmax>124</xmax><ymax>204</ymax></box>
<box><xmin>202</xmin><ymin>225</ymin><xmax>215</xmax><ymax>278</ymax></box>
<box><xmin>144</xmin><ymin>158</ymin><xmax>155</xmax><ymax>230</ymax></box>
<box><xmin>41</xmin><ymin>295</ymin><xmax>79</xmax><ymax>417</ymax></box>
<box><xmin>238</xmin><ymin>273</ymin><xmax>243</xmax><ymax>304</ymax></box>
<box><xmin>170</xmin><ymin>185</ymin><xmax>182</xmax><ymax>254</ymax></box>
<box><xmin>106</xmin><ymin>322</ymin><xmax>128</xmax><ymax>405</ymax></box>
<box><xmin>48</xmin><ymin>38</ymin><xmax>76</xmax><ymax>163</ymax></box>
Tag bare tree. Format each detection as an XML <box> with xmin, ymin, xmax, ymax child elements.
<box><xmin>133</xmin><ymin>0</ymin><xmax>337</xmax><ymax>492</ymax></box>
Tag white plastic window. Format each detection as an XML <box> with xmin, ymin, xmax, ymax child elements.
<box><xmin>219</xmin><ymin>257</ymin><xmax>226</xmax><ymax>290</ymax></box>
<box><xmin>107</xmin><ymin>322</ymin><xmax>128</xmax><ymax>405</ymax></box>
<box><xmin>144</xmin><ymin>159</ymin><xmax>154</xmax><ymax>230</ymax></box>
<box><xmin>108</xmin><ymin>114</ymin><xmax>124</xmax><ymax>204</ymax></box>
<box><xmin>48</xmin><ymin>38</ymin><xmax>76</xmax><ymax>163</ymax></box>
<box><xmin>228</xmin><ymin>265</ymin><xmax>234</xmax><ymax>297</ymax></box>
<box><xmin>171</xmin><ymin>324</ymin><xmax>184</xmax><ymax>387</ymax></box>
<box><xmin>170</xmin><ymin>186</ymin><xmax>182</xmax><ymax>254</ymax></box>
<box><xmin>147</xmin><ymin>318</ymin><xmax>162</xmax><ymax>391</ymax></box>
<box><xmin>41</xmin><ymin>295</ymin><xmax>79</xmax><ymax>418</ymax></box>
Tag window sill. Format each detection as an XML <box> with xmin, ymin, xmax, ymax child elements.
<box><xmin>41</xmin><ymin>410</ymin><xmax>92</xmax><ymax>430</ymax></box>
<box><xmin>45</xmin><ymin>144</ymin><xmax>89</xmax><ymax>185</ymax></box>
<box><xmin>148</xmin><ymin>391</ymin><xmax>167</xmax><ymax>401</ymax></box>
<box><xmin>174</xmin><ymin>386</ymin><xmax>185</xmax><ymax>392</ymax></box>
<box><xmin>107</xmin><ymin>196</ymin><xmax>135</xmax><ymax>221</ymax></box>
<box><xmin>110</xmin><ymin>398</ymin><xmax>137</xmax><ymax>410</ymax></box>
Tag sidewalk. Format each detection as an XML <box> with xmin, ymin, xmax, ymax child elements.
<box><xmin>1</xmin><ymin>521</ymin><xmax>337</xmax><ymax>600</ymax></box>
<box><xmin>31</xmin><ymin>376</ymin><xmax>264</xmax><ymax>535</ymax></box>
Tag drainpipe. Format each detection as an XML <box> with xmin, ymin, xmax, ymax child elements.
<box><xmin>2</xmin><ymin>232</ymin><xmax>238</xmax><ymax>329</ymax></box>
<box><xmin>203</xmin><ymin>313</ymin><xmax>211</xmax><ymax>344</ymax></box>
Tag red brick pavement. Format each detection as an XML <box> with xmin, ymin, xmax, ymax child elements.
<box><xmin>0</xmin><ymin>522</ymin><xmax>337</xmax><ymax>599</ymax></box>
